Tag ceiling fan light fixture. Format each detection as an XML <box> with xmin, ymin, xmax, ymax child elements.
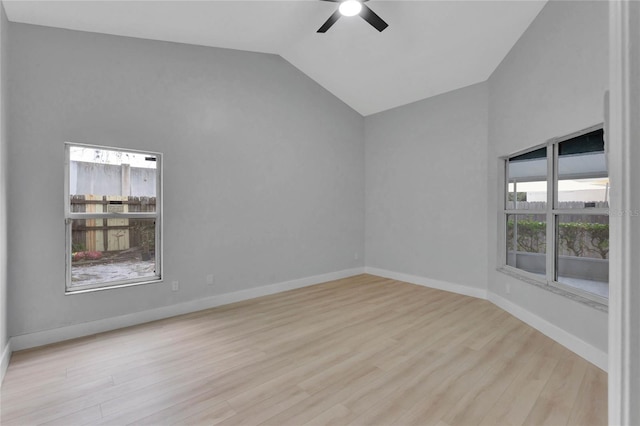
<box><xmin>338</xmin><ymin>0</ymin><xmax>362</xmax><ymax>17</ymax></box>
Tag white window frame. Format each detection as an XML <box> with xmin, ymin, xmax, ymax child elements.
<box><xmin>64</xmin><ymin>142</ymin><xmax>163</xmax><ymax>294</ymax></box>
<box><xmin>499</xmin><ymin>124</ymin><xmax>608</xmax><ymax>307</ymax></box>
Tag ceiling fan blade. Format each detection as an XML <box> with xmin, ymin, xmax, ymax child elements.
<box><xmin>360</xmin><ymin>4</ymin><xmax>388</xmax><ymax>32</ymax></box>
<box><xmin>317</xmin><ymin>10</ymin><xmax>341</xmax><ymax>33</ymax></box>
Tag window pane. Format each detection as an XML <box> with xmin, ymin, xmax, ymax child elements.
<box><xmin>506</xmin><ymin>214</ymin><xmax>546</xmax><ymax>276</ymax></box>
<box><xmin>556</xmin><ymin>214</ymin><xmax>608</xmax><ymax>299</ymax></box>
<box><xmin>557</xmin><ymin>129</ymin><xmax>608</xmax><ymax>209</ymax></box>
<box><xmin>69</xmin><ymin>146</ymin><xmax>157</xmax><ymax>204</ymax></box>
<box><xmin>507</xmin><ymin>147</ymin><xmax>547</xmax><ymax>210</ymax></box>
<box><xmin>69</xmin><ymin>218</ymin><xmax>158</xmax><ymax>290</ymax></box>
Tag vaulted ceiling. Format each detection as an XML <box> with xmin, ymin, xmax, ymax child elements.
<box><xmin>3</xmin><ymin>1</ymin><xmax>547</xmax><ymax>116</ymax></box>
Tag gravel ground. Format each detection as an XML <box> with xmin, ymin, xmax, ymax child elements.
<box><xmin>71</xmin><ymin>260</ymin><xmax>156</xmax><ymax>286</ymax></box>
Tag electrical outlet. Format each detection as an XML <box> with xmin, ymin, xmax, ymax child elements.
<box><xmin>172</xmin><ymin>280</ymin><xmax>179</xmax><ymax>292</ymax></box>
<box><xmin>354</xmin><ymin>252</ymin><xmax>359</xmax><ymax>260</ymax></box>
<box><xmin>206</xmin><ymin>274</ymin><xmax>214</xmax><ymax>285</ymax></box>
<box><xmin>505</xmin><ymin>283</ymin><xmax>511</xmax><ymax>295</ymax></box>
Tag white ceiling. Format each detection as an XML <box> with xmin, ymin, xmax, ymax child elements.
<box><xmin>3</xmin><ymin>0</ymin><xmax>547</xmax><ymax>116</ymax></box>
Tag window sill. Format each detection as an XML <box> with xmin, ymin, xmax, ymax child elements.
<box><xmin>496</xmin><ymin>266</ymin><xmax>608</xmax><ymax>313</ymax></box>
<box><xmin>65</xmin><ymin>277</ymin><xmax>163</xmax><ymax>295</ymax></box>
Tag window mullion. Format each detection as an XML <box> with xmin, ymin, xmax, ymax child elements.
<box><xmin>64</xmin><ymin>144</ymin><xmax>71</xmax><ymax>218</ymax></box>
<box><xmin>551</xmin><ymin>208</ymin><xmax>610</xmax><ymax>216</ymax></box>
<box><xmin>68</xmin><ymin>212</ymin><xmax>158</xmax><ymax>220</ymax></box>
<box><xmin>503</xmin><ymin>159</ymin><xmax>508</xmax><ymax>211</ymax></box>
<box><xmin>154</xmin><ymin>154</ymin><xmax>162</xmax><ymax>279</ymax></box>
<box><xmin>504</xmin><ymin>209</ymin><xmax>547</xmax><ymax>215</ymax></box>
<box><xmin>546</xmin><ymin>141</ymin><xmax>556</xmax><ymax>284</ymax></box>
<box><xmin>64</xmin><ymin>144</ymin><xmax>72</xmax><ymax>290</ymax></box>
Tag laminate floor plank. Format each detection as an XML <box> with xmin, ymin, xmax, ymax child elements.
<box><xmin>0</xmin><ymin>274</ymin><xmax>607</xmax><ymax>425</ymax></box>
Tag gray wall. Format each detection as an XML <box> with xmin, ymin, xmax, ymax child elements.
<box><xmin>7</xmin><ymin>23</ymin><xmax>365</xmax><ymax>336</ymax></box>
<box><xmin>365</xmin><ymin>83</ymin><xmax>489</xmax><ymax>290</ymax></box>
<box><xmin>487</xmin><ymin>0</ymin><xmax>609</xmax><ymax>352</ymax></box>
<box><xmin>0</xmin><ymin>4</ymin><xmax>8</xmax><ymax>359</ymax></box>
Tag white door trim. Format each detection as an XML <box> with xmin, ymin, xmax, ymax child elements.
<box><xmin>608</xmin><ymin>1</ymin><xmax>639</xmax><ymax>424</ymax></box>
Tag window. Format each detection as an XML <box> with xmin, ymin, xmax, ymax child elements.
<box><xmin>506</xmin><ymin>146</ymin><xmax>548</xmax><ymax>276</ymax></box>
<box><xmin>65</xmin><ymin>143</ymin><xmax>162</xmax><ymax>293</ymax></box>
<box><xmin>502</xmin><ymin>127</ymin><xmax>608</xmax><ymax>304</ymax></box>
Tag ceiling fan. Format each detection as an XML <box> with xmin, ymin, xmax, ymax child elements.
<box><xmin>317</xmin><ymin>0</ymin><xmax>389</xmax><ymax>33</ymax></box>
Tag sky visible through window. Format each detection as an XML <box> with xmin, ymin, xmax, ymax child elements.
<box><xmin>70</xmin><ymin>146</ymin><xmax>156</xmax><ymax>169</ymax></box>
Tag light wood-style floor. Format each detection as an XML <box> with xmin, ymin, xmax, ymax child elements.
<box><xmin>1</xmin><ymin>274</ymin><xmax>607</xmax><ymax>425</ymax></box>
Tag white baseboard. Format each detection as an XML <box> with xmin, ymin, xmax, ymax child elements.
<box><xmin>365</xmin><ymin>267</ymin><xmax>488</xmax><ymax>300</ymax></box>
<box><xmin>7</xmin><ymin>266</ymin><xmax>607</xmax><ymax>373</ymax></box>
<box><xmin>1</xmin><ymin>338</ymin><xmax>11</xmax><ymax>387</ymax></box>
<box><xmin>10</xmin><ymin>267</ymin><xmax>365</xmax><ymax>352</ymax></box>
<box><xmin>488</xmin><ymin>293</ymin><xmax>608</xmax><ymax>371</ymax></box>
